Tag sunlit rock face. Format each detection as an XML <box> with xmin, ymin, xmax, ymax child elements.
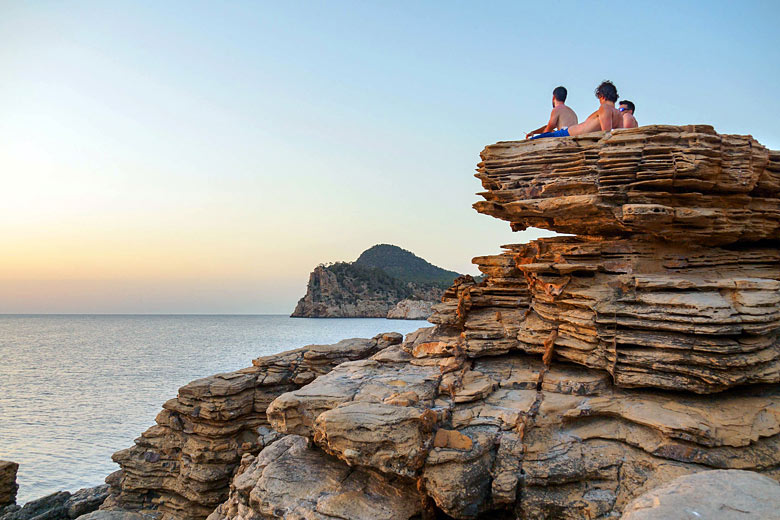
<box><xmin>116</xmin><ymin>126</ymin><xmax>780</xmax><ymax>520</ymax></box>
<box><xmin>474</xmin><ymin>125</ymin><xmax>780</xmax><ymax>245</ymax></box>
<box><xmin>101</xmin><ymin>334</ymin><xmax>403</xmax><ymax>520</ymax></box>
<box><xmin>0</xmin><ymin>461</ymin><xmax>19</xmax><ymax>510</ymax></box>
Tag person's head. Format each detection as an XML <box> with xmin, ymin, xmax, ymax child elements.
<box><xmin>552</xmin><ymin>86</ymin><xmax>567</xmax><ymax>106</ymax></box>
<box><xmin>595</xmin><ymin>80</ymin><xmax>618</xmax><ymax>103</ymax></box>
<box><xmin>619</xmin><ymin>100</ymin><xmax>635</xmax><ymax>114</ymax></box>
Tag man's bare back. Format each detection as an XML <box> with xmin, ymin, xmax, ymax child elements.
<box><xmin>554</xmin><ymin>105</ymin><xmax>578</xmax><ymax>129</ymax></box>
<box><xmin>568</xmin><ymin>102</ymin><xmax>622</xmax><ymax>135</ymax></box>
<box><xmin>526</xmin><ymin>86</ymin><xmax>578</xmax><ymax>139</ymax></box>
<box><xmin>622</xmin><ymin>112</ymin><xmax>638</xmax><ymax>128</ymax></box>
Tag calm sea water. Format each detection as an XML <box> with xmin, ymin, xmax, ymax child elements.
<box><xmin>0</xmin><ymin>314</ymin><xmax>428</xmax><ymax>504</ymax></box>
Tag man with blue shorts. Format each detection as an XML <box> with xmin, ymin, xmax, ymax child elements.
<box><xmin>531</xmin><ymin>81</ymin><xmax>623</xmax><ymax>139</ymax></box>
<box><xmin>525</xmin><ymin>86</ymin><xmax>578</xmax><ymax>139</ymax></box>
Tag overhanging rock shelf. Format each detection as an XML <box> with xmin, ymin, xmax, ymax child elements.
<box><xmin>106</xmin><ymin>126</ymin><xmax>780</xmax><ymax>520</ymax></box>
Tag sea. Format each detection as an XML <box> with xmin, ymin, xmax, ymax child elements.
<box><xmin>0</xmin><ymin>314</ymin><xmax>429</xmax><ymax>504</ymax></box>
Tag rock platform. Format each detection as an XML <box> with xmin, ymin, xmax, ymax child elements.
<box><xmin>111</xmin><ymin>126</ymin><xmax>780</xmax><ymax>519</ymax></box>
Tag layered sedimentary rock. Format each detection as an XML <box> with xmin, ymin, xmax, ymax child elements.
<box><xmin>213</xmin><ymin>126</ymin><xmax>780</xmax><ymax>519</ymax></box>
<box><xmin>114</xmin><ymin>126</ymin><xmax>780</xmax><ymax>519</ymax></box>
<box><xmin>265</xmin><ymin>344</ymin><xmax>780</xmax><ymax>518</ymax></box>
<box><xmin>430</xmin><ymin>238</ymin><xmax>780</xmax><ymax>393</ymax></box>
<box><xmin>104</xmin><ymin>334</ymin><xmax>402</xmax><ymax>520</ymax></box>
<box><xmin>207</xmin><ymin>436</ymin><xmax>421</xmax><ymax>520</ymax></box>
<box><xmin>473</xmin><ymin>125</ymin><xmax>780</xmax><ymax>245</ymax></box>
<box><xmin>0</xmin><ymin>462</ymin><xmax>18</xmax><ymax>510</ymax></box>
<box><xmin>620</xmin><ymin>470</ymin><xmax>780</xmax><ymax>519</ymax></box>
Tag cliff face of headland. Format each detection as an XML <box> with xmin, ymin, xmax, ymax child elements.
<box><xmin>103</xmin><ymin>126</ymin><xmax>780</xmax><ymax>520</ymax></box>
<box><xmin>291</xmin><ymin>244</ymin><xmax>460</xmax><ymax>319</ymax></box>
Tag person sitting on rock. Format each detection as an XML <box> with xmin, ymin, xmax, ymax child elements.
<box><xmin>619</xmin><ymin>100</ymin><xmax>638</xmax><ymax>128</ymax></box>
<box><xmin>531</xmin><ymin>80</ymin><xmax>623</xmax><ymax>139</ymax></box>
<box><xmin>525</xmin><ymin>86</ymin><xmax>579</xmax><ymax>139</ymax></box>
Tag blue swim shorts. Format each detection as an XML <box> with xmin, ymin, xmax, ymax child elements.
<box><xmin>530</xmin><ymin>127</ymin><xmax>570</xmax><ymax>139</ymax></box>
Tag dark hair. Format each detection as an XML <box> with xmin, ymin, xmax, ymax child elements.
<box><xmin>595</xmin><ymin>80</ymin><xmax>618</xmax><ymax>102</ymax></box>
<box><xmin>552</xmin><ymin>86</ymin><xmax>567</xmax><ymax>102</ymax></box>
<box><xmin>619</xmin><ymin>100</ymin><xmax>635</xmax><ymax>113</ymax></box>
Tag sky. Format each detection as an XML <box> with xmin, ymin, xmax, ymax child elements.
<box><xmin>1</xmin><ymin>1</ymin><xmax>779</xmax><ymax>314</ymax></box>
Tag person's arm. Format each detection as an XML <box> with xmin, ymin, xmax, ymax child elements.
<box><xmin>598</xmin><ymin>105</ymin><xmax>613</xmax><ymax>131</ymax></box>
<box><xmin>526</xmin><ymin>110</ymin><xmax>559</xmax><ymax>138</ymax></box>
<box><xmin>525</xmin><ymin>125</ymin><xmax>546</xmax><ymax>139</ymax></box>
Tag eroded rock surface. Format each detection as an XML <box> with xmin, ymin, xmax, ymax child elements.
<box><xmin>265</xmin><ymin>346</ymin><xmax>780</xmax><ymax>518</ymax></box>
<box><xmin>113</xmin><ymin>126</ymin><xmax>780</xmax><ymax>519</ymax></box>
<box><xmin>474</xmin><ymin>125</ymin><xmax>780</xmax><ymax>245</ymax></box>
<box><xmin>431</xmin><ymin>238</ymin><xmax>780</xmax><ymax>393</ymax></box>
<box><xmin>0</xmin><ymin>462</ymin><xmax>18</xmax><ymax>510</ymax></box>
<box><xmin>387</xmin><ymin>299</ymin><xmax>435</xmax><ymax>320</ymax></box>
<box><xmin>241</xmin><ymin>126</ymin><xmax>779</xmax><ymax>519</ymax></box>
<box><xmin>207</xmin><ymin>435</ymin><xmax>421</xmax><ymax>520</ymax></box>
<box><xmin>620</xmin><ymin>470</ymin><xmax>780</xmax><ymax>519</ymax></box>
<box><xmin>104</xmin><ymin>334</ymin><xmax>402</xmax><ymax>520</ymax></box>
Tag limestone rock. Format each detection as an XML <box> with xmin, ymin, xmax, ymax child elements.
<box><xmin>0</xmin><ymin>491</ymin><xmax>70</xmax><ymax>520</ymax></box>
<box><xmin>112</xmin><ymin>127</ymin><xmax>780</xmax><ymax>519</ymax></box>
<box><xmin>620</xmin><ymin>470</ymin><xmax>780</xmax><ymax>519</ymax></box>
<box><xmin>0</xmin><ymin>462</ymin><xmax>18</xmax><ymax>509</ymax></box>
<box><xmin>104</xmin><ymin>334</ymin><xmax>402</xmax><ymax>520</ymax></box>
<box><xmin>434</xmin><ymin>237</ymin><xmax>780</xmax><ymax>393</ymax></box>
<box><xmin>206</xmin><ymin>435</ymin><xmax>421</xmax><ymax>520</ymax></box>
<box><xmin>78</xmin><ymin>512</ymin><xmax>157</xmax><ymax>520</ymax></box>
<box><xmin>66</xmin><ymin>485</ymin><xmax>110</xmax><ymax>518</ymax></box>
<box><xmin>291</xmin><ymin>258</ymin><xmax>448</xmax><ymax>320</ymax></box>
<box><xmin>263</xmin><ymin>350</ymin><xmax>780</xmax><ymax>519</ymax></box>
<box><xmin>387</xmin><ymin>299</ymin><xmax>435</xmax><ymax>320</ymax></box>
<box><xmin>0</xmin><ymin>485</ymin><xmax>109</xmax><ymax>520</ymax></box>
<box><xmin>474</xmin><ymin>125</ymin><xmax>780</xmax><ymax>245</ymax></box>
<box><xmin>291</xmin><ymin>265</ymin><xmax>400</xmax><ymax>317</ymax></box>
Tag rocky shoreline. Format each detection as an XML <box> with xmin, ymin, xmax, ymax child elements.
<box><xmin>5</xmin><ymin>126</ymin><xmax>780</xmax><ymax>518</ymax></box>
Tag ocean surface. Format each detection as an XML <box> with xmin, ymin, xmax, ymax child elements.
<box><xmin>0</xmin><ymin>314</ymin><xmax>429</xmax><ymax>504</ymax></box>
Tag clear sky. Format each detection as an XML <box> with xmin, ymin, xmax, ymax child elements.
<box><xmin>1</xmin><ymin>1</ymin><xmax>779</xmax><ymax>314</ymax></box>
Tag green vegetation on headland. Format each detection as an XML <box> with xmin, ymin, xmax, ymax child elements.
<box><xmin>292</xmin><ymin>244</ymin><xmax>461</xmax><ymax>317</ymax></box>
<box><xmin>352</xmin><ymin>244</ymin><xmax>461</xmax><ymax>290</ymax></box>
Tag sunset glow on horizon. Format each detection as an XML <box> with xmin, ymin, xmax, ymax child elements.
<box><xmin>2</xmin><ymin>1</ymin><xmax>778</xmax><ymax>313</ymax></box>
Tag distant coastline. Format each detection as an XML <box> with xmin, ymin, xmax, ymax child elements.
<box><xmin>291</xmin><ymin>244</ymin><xmax>460</xmax><ymax>320</ymax></box>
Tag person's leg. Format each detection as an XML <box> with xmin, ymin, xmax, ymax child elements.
<box><xmin>530</xmin><ymin>128</ymin><xmax>570</xmax><ymax>139</ymax></box>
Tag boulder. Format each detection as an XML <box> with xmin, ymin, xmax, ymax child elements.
<box><xmin>0</xmin><ymin>462</ymin><xmax>18</xmax><ymax>509</ymax></box>
<box><xmin>206</xmin><ymin>435</ymin><xmax>421</xmax><ymax>520</ymax></box>
<box><xmin>0</xmin><ymin>491</ymin><xmax>70</xmax><ymax>520</ymax></box>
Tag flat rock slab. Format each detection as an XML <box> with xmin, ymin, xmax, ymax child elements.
<box><xmin>621</xmin><ymin>470</ymin><xmax>780</xmax><ymax>519</ymax></box>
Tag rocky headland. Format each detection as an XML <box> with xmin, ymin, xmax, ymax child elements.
<box><xmin>291</xmin><ymin>244</ymin><xmax>460</xmax><ymax>319</ymax></box>
<box><xmin>29</xmin><ymin>125</ymin><xmax>780</xmax><ymax>519</ymax></box>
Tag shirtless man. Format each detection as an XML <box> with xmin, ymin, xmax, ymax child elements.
<box><xmin>531</xmin><ymin>81</ymin><xmax>623</xmax><ymax>139</ymax></box>
<box><xmin>619</xmin><ymin>100</ymin><xmax>638</xmax><ymax>128</ymax></box>
<box><xmin>525</xmin><ymin>86</ymin><xmax>578</xmax><ymax>139</ymax></box>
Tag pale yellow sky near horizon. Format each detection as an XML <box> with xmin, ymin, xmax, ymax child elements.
<box><xmin>3</xmin><ymin>2</ymin><xmax>777</xmax><ymax>313</ymax></box>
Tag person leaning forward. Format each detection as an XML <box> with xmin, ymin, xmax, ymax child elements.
<box><xmin>525</xmin><ymin>86</ymin><xmax>578</xmax><ymax>139</ymax></box>
<box><xmin>531</xmin><ymin>80</ymin><xmax>623</xmax><ymax>139</ymax></box>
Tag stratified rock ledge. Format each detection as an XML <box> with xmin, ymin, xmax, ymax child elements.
<box><xmin>112</xmin><ymin>126</ymin><xmax>780</xmax><ymax>520</ymax></box>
